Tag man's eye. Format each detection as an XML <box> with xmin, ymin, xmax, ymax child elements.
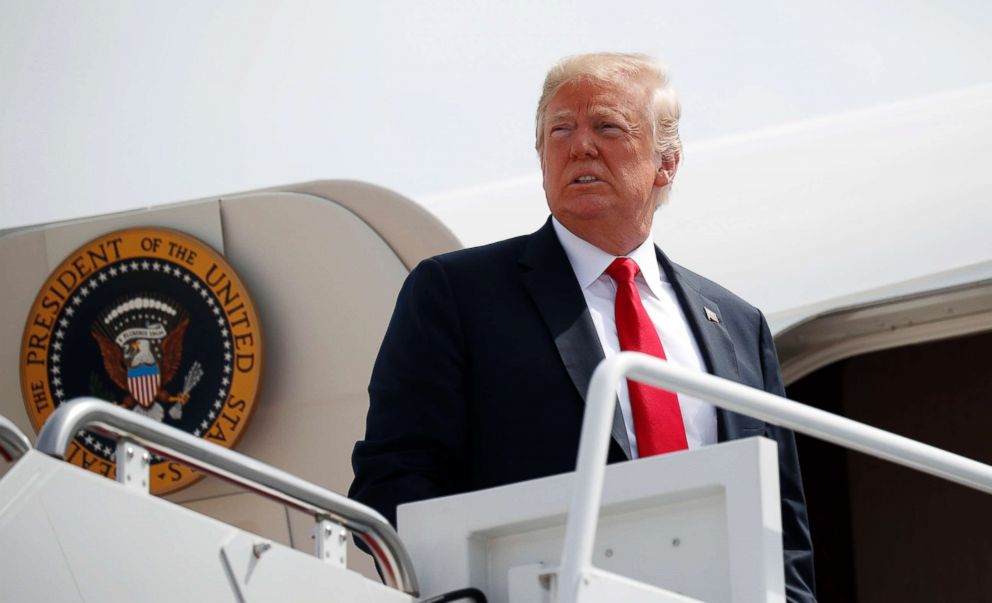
<box><xmin>549</xmin><ymin>126</ymin><xmax>571</xmax><ymax>137</ymax></box>
<box><xmin>601</xmin><ymin>124</ymin><xmax>623</xmax><ymax>134</ymax></box>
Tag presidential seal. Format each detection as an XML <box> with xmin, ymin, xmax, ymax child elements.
<box><xmin>20</xmin><ymin>228</ymin><xmax>263</xmax><ymax>495</ymax></box>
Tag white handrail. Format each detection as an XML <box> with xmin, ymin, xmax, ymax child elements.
<box><xmin>556</xmin><ymin>352</ymin><xmax>992</xmax><ymax>603</ymax></box>
<box><xmin>35</xmin><ymin>398</ymin><xmax>420</xmax><ymax>596</ymax></box>
<box><xmin>0</xmin><ymin>416</ymin><xmax>31</xmax><ymax>462</ymax></box>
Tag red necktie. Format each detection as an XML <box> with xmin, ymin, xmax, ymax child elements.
<box><xmin>605</xmin><ymin>257</ymin><xmax>688</xmax><ymax>456</ymax></box>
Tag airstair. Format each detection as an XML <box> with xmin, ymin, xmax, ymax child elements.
<box><xmin>2</xmin><ymin>352</ymin><xmax>991</xmax><ymax>602</ymax></box>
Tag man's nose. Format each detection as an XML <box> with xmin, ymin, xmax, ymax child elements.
<box><xmin>569</xmin><ymin>128</ymin><xmax>598</xmax><ymax>159</ymax></box>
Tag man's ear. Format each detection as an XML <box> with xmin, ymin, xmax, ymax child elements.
<box><xmin>655</xmin><ymin>150</ymin><xmax>681</xmax><ymax>187</ymax></box>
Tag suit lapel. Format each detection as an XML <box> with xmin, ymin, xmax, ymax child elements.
<box><xmin>656</xmin><ymin>248</ymin><xmax>762</xmax><ymax>441</ymax></box>
<box><xmin>519</xmin><ymin>220</ymin><xmax>633</xmax><ymax>458</ymax></box>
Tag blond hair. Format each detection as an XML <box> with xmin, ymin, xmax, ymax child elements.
<box><xmin>535</xmin><ymin>52</ymin><xmax>682</xmax><ymax>159</ymax></box>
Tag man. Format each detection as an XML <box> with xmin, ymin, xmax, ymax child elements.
<box><xmin>350</xmin><ymin>53</ymin><xmax>815</xmax><ymax>601</ymax></box>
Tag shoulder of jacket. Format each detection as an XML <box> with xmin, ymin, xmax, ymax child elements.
<box><xmin>423</xmin><ymin>233</ymin><xmax>531</xmax><ymax>271</ymax></box>
<box><xmin>666</xmin><ymin>257</ymin><xmax>762</xmax><ymax>319</ymax></box>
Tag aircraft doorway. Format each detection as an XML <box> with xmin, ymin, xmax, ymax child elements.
<box><xmin>787</xmin><ymin>330</ymin><xmax>992</xmax><ymax>602</ymax></box>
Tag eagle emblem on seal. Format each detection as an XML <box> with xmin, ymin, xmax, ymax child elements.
<box><xmin>21</xmin><ymin>227</ymin><xmax>263</xmax><ymax>494</ymax></box>
<box><xmin>91</xmin><ymin>295</ymin><xmax>203</xmax><ymax>422</ymax></box>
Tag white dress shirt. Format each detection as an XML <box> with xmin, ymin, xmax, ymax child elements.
<box><xmin>552</xmin><ymin>217</ymin><xmax>717</xmax><ymax>457</ymax></box>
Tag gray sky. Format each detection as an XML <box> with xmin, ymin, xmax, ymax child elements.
<box><xmin>2</xmin><ymin>0</ymin><xmax>990</xmax><ymax>231</ymax></box>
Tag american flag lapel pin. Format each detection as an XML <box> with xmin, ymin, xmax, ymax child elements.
<box><xmin>704</xmin><ymin>306</ymin><xmax>720</xmax><ymax>324</ymax></box>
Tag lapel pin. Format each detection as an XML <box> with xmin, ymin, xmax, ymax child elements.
<box><xmin>704</xmin><ymin>307</ymin><xmax>720</xmax><ymax>324</ymax></box>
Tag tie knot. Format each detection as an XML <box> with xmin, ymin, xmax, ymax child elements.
<box><xmin>605</xmin><ymin>257</ymin><xmax>639</xmax><ymax>283</ymax></box>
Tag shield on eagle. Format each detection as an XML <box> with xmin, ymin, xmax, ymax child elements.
<box><xmin>126</xmin><ymin>364</ymin><xmax>161</xmax><ymax>409</ymax></box>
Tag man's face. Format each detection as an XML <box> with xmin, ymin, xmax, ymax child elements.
<box><xmin>540</xmin><ymin>78</ymin><xmax>672</xmax><ymax>254</ymax></box>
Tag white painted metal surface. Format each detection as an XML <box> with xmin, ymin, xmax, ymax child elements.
<box><xmin>777</xmin><ymin>275</ymin><xmax>992</xmax><ymax>384</ymax></box>
<box><xmin>574</xmin><ymin>568</ymin><xmax>706</xmax><ymax>603</ymax></box>
<box><xmin>35</xmin><ymin>397</ymin><xmax>420</xmax><ymax>596</ymax></box>
<box><xmin>400</xmin><ymin>437</ymin><xmax>783</xmax><ymax>603</ymax></box>
<box><xmin>0</xmin><ymin>451</ymin><xmax>413</xmax><ymax>603</ymax></box>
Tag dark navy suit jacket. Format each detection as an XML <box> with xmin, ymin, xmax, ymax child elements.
<box><xmin>350</xmin><ymin>218</ymin><xmax>816</xmax><ymax>602</ymax></box>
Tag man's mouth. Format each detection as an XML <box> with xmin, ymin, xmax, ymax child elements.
<box><xmin>573</xmin><ymin>175</ymin><xmax>600</xmax><ymax>184</ymax></box>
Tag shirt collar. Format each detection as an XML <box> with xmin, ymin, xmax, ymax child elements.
<box><xmin>551</xmin><ymin>217</ymin><xmax>666</xmax><ymax>299</ymax></box>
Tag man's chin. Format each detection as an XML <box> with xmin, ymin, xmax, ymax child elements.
<box><xmin>551</xmin><ymin>207</ymin><xmax>616</xmax><ymax>238</ymax></box>
<box><xmin>553</xmin><ymin>209</ymin><xmax>616</xmax><ymax>232</ymax></box>
<box><xmin>550</xmin><ymin>194</ymin><xmax>615</xmax><ymax>217</ymax></box>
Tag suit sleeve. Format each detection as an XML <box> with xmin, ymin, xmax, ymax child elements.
<box><xmin>349</xmin><ymin>258</ymin><xmax>470</xmax><ymax>528</ymax></box>
<box><xmin>758</xmin><ymin>311</ymin><xmax>817</xmax><ymax>603</ymax></box>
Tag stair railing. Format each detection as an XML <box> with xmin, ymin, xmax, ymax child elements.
<box><xmin>35</xmin><ymin>397</ymin><xmax>420</xmax><ymax>597</ymax></box>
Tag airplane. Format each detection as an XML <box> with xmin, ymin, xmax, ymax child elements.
<box><xmin>0</xmin><ymin>84</ymin><xmax>990</xmax><ymax>601</ymax></box>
